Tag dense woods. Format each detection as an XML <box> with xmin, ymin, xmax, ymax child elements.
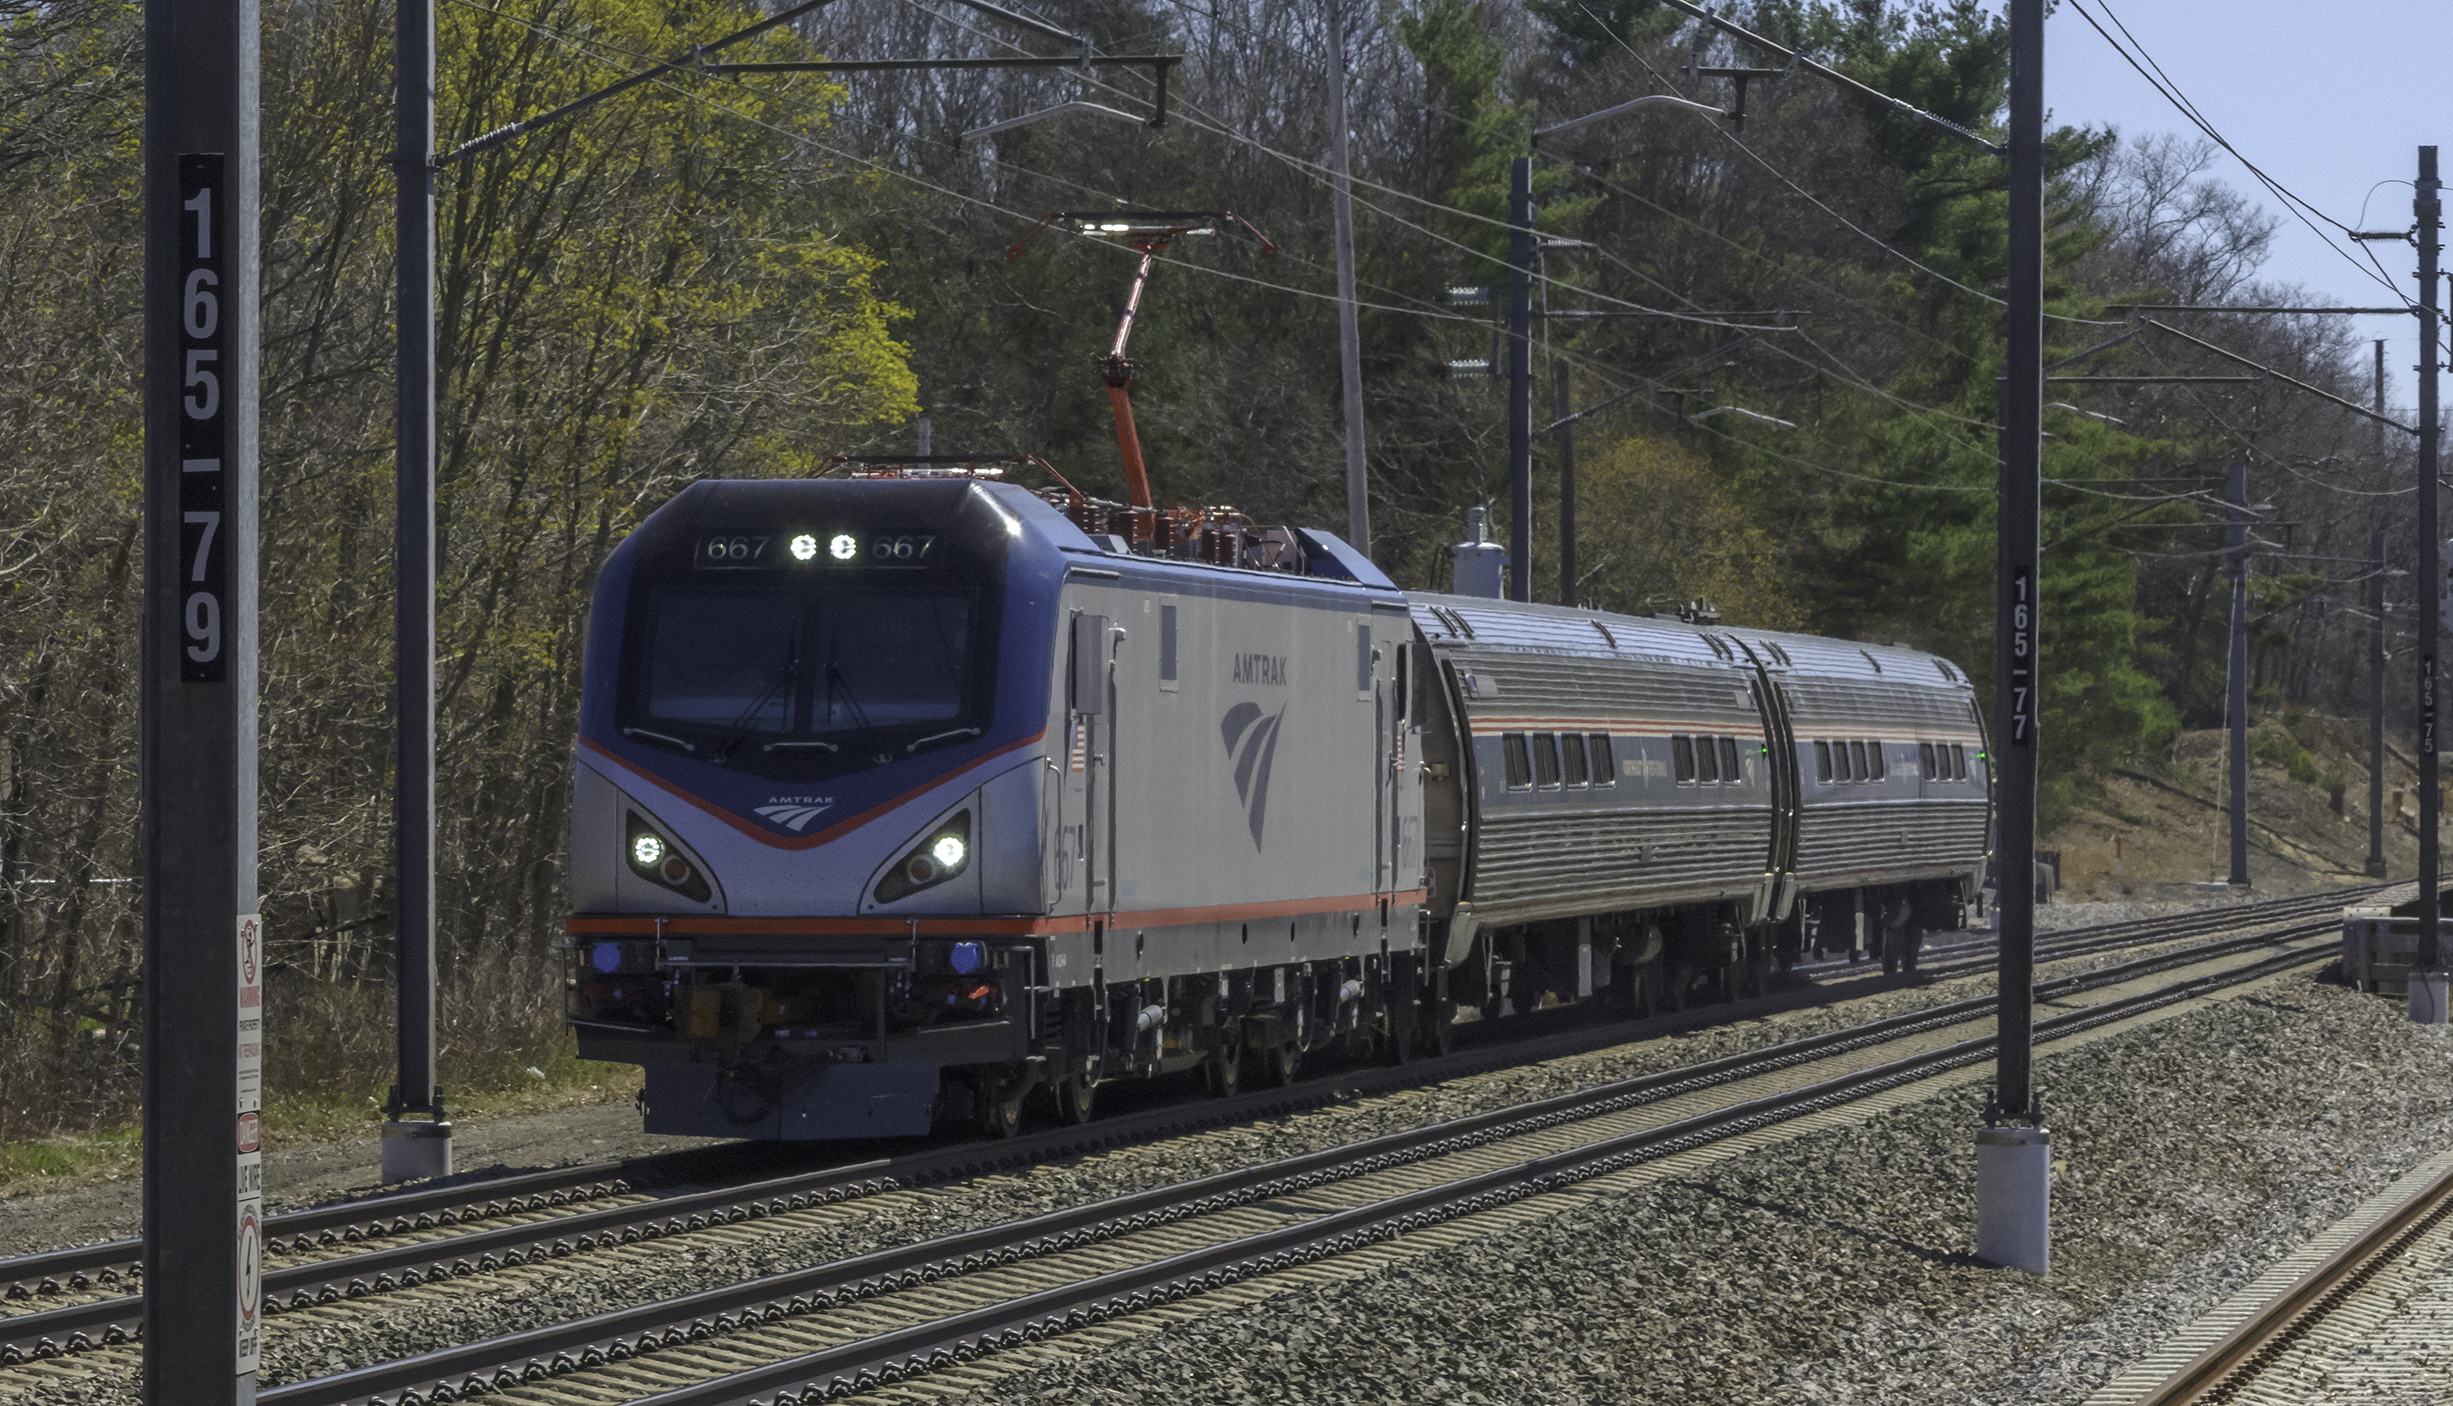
<box><xmin>0</xmin><ymin>0</ymin><xmax>2411</xmax><ymax>1137</ymax></box>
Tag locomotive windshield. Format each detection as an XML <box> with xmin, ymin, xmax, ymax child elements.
<box><xmin>616</xmin><ymin>552</ymin><xmax>996</xmax><ymax>776</ymax></box>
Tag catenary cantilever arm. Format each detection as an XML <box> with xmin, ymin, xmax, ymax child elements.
<box><xmin>1535</xmin><ymin>93</ymin><xmax>1727</xmax><ymax>141</ymax></box>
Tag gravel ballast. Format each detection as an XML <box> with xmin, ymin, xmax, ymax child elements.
<box><xmin>902</xmin><ymin>966</ymin><xmax>2453</xmax><ymax>1406</ymax></box>
<box><xmin>0</xmin><ymin>895</ymin><xmax>2400</xmax><ymax>1404</ymax></box>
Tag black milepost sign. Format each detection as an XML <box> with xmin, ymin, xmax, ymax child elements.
<box><xmin>2007</xmin><ymin>564</ymin><xmax>2034</xmax><ymax>746</ymax></box>
<box><xmin>179</xmin><ymin>153</ymin><xmax>229</xmax><ymax>683</ymax></box>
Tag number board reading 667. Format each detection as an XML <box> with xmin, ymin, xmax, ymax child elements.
<box><xmin>697</xmin><ymin>529</ymin><xmax>941</xmax><ymax>570</ymax></box>
<box><xmin>178</xmin><ymin>153</ymin><xmax>230</xmax><ymax>682</ymax></box>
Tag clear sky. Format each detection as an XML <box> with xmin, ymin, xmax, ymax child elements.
<box><xmin>2043</xmin><ymin>0</ymin><xmax>2443</xmax><ymax>409</ymax></box>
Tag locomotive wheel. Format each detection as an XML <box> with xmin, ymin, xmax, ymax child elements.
<box><xmin>977</xmin><ymin>1071</ymin><xmax>1026</xmax><ymax>1139</ymax></box>
<box><xmin>1057</xmin><ymin>1067</ymin><xmax>1097</xmax><ymax>1125</ymax></box>
<box><xmin>1268</xmin><ymin>1041</ymin><xmax>1303</xmax><ymax>1087</ymax></box>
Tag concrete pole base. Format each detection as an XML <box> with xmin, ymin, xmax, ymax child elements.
<box><xmin>381</xmin><ymin>1118</ymin><xmax>454</xmax><ymax>1182</ymax></box>
<box><xmin>1976</xmin><ymin>1124</ymin><xmax>2050</xmax><ymax>1274</ymax></box>
<box><xmin>2411</xmin><ymin>972</ymin><xmax>2450</xmax><ymax>1025</ymax></box>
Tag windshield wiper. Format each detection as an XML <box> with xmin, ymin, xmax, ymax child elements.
<box><xmin>713</xmin><ymin>646</ymin><xmax>797</xmax><ymax>764</ymax></box>
<box><xmin>824</xmin><ymin>659</ymin><xmax>875</xmax><ymax>733</ymax></box>
<box><xmin>906</xmin><ymin>727</ymin><xmax>983</xmax><ymax>754</ymax></box>
<box><xmin>622</xmin><ymin>727</ymin><xmax>695</xmax><ymax>753</ymax></box>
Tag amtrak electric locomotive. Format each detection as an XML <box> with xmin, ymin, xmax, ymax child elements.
<box><xmin>564</xmin><ymin>471</ymin><xmax>1992</xmax><ymax>1140</ymax></box>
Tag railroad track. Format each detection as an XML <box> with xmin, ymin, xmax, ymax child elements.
<box><xmin>256</xmin><ymin>925</ymin><xmax>2336</xmax><ymax>1406</ymax></box>
<box><xmin>2124</xmin><ymin>1155</ymin><xmax>2453</xmax><ymax>1405</ymax></box>
<box><xmin>1804</xmin><ymin>880</ymin><xmax>2394</xmax><ymax>984</ymax></box>
<box><xmin>0</xmin><ymin>885</ymin><xmax>2376</xmax><ymax>1365</ymax></box>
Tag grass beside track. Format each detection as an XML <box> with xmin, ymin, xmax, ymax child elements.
<box><xmin>0</xmin><ymin>1044</ymin><xmax>642</xmax><ymax>1201</ymax></box>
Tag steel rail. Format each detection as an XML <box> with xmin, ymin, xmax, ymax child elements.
<box><xmin>0</xmin><ymin>892</ymin><xmax>2361</xmax><ymax>1361</ymax></box>
<box><xmin>2133</xmin><ymin>1159</ymin><xmax>2453</xmax><ymax>1404</ymax></box>
<box><xmin>2</xmin><ymin>879</ymin><xmax>2365</xmax><ymax>1308</ymax></box>
<box><xmin>1815</xmin><ymin>881</ymin><xmax>2393</xmax><ymax>979</ymax></box>
<box><xmin>294</xmin><ymin>938</ymin><xmax>2335</xmax><ymax>1406</ymax></box>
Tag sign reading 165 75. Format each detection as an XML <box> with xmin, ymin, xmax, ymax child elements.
<box><xmin>178</xmin><ymin>154</ymin><xmax>228</xmax><ymax>683</ymax></box>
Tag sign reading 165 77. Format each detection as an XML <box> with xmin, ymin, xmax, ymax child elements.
<box><xmin>178</xmin><ymin>153</ymin><xmax>228</xmax><ymax>683</ymax></box>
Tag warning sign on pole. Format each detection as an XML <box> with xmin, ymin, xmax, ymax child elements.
<box><xmin>236</xmin><ymin>912</ymin><xmax>263</xmax><ymax>1374</ymax></box>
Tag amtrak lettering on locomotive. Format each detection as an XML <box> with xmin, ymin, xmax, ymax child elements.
<box><xmin>565</xmin><ymin>469</ymin><xmax>1992</xmax><ymax>1140</ymax></box>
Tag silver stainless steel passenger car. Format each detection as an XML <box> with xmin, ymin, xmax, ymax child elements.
<box><xmin>566</xmin><ymin>478</ymin><xmax>1990</xmax><ymax>1140</ymax></box>
<box><xmin>1406</xmin><ymin>595</ymin><xmax>1991</xmax><ymax>1026</ymax></box>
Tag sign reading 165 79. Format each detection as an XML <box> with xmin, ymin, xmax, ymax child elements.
<box><xmin>177</xmin><ymin>154</ymin><xmax>228</xmax><ymax>683</ymax></box>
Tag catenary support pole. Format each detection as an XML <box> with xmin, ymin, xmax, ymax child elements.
<box><xmin>387</xmin><ymin>0</ymin><xmax>452</xmax><ymax>1176</ymax></box>
<box><xmin>1978</xmin><ymin>0</ymin><xmax>2049</xmax><ymax>1276</ymax></box>
<box><xmin>143</xmin><ymin>0</ymin><xmax>263</xmax><ymax>1384</ymax></box>
<box><xmin>1326</xmin><ymin>0</ymin><xmax>1370</xmax><ymax>557</ymax></box>
<box><xmin>2372</xmin><ymin>520</ymin><xmax>2389</xmax><ymax>878</ymax></box>
<box><xmin>2371</xmin><ymin>341</ymin><xmax>2388</xmax><ymax>880</ymax></box>
<box><xmin>1556</xmin><ymin>359</ymin><xmax>1575</xmax><ymax>606</ymax></box>
<box><xmin>1507</xmin><ymin>157</ymin><xmax>1533</xmax><ymax>603</ymax></box>
<box><xmin>2416</xmin><ymin>147</ymin><xmax>2445</xmax><ymax>1024</ymax></box>
<box><xmin>2226</xmin><ymin>461</ymin><xmax>2251</xmax><ymax>888</ymax></box>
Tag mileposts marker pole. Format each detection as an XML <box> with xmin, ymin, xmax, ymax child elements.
<box><xmin>143</xmin><ymin>0</ymin><xmax>263</xmax><ymax>1384</ymax></box>
<box><xmin>385</xmin><ymin>0</ymin><xmax>452</xmax><ymax>1177</ymax></box>
<box><xmin>1977</xmin><ymin>0</ymin><xmax>2049</xmax><ymax>1276</ymax></box>
<box><xmin>2414</xmin><ymin>146</ymin><xmax>2446</xmax><ymax>1026</ymax></box>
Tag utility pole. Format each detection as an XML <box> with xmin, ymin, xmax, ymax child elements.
<box><xmin>1556</xmin><ymin>359</ymin><xmax>1576</xmax><ymax>606</ymax></box>
<box><xmin>2226</xmin><ymin>461</ymin><xmax>2250</xmax><ymax>888</ymax></box>
<box><xmin>2371</xmin><ymin>336</ymin><xmax>2390</xmax><ymax>880</ymax></box>
<box><xmin>1977</xmin><ymin>0</ymin><xmax>2048</xmax><ymax>1276</ymax></box>
<box><xmin>144</xmin><ymin>0</ymin><xmax>262</xmax><ymax>1384</ymax></box>
<box><xmin>1326</xmin><ymin>0</ymin><xmax>1369</xmax><ymax>558</ymax></box>
<box><xmin>387</xmin><ymin>0</ymin><xmax>452</xmax><ymax>1177</ymax></box>
<box><xmin>1507</xmin><ymin>157</ymin><xmax>1533</xmax><ymax>603</ymax></box>
<box><xmin>2416</xmin><ymin>146</ymin><xmax>2446</xmax><ymax>1024</ymax></box>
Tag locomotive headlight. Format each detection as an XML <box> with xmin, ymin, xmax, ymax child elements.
<box><xmin>828</xmin><ymin>533</ymin><xmax>858</xmax><ymax>561</ymax></box>
<box><xmin>624</xmin><ymin>812</ymin><xmax>714</xmax><ymax>903</ymax></box>
<box><xmin>789</xmin><ymin>533</ymin><xmax>818</xmax><ymax>561</ymax></box>
<box><xmin>873</xmin><ymin>809</ymin><xmax>973</xmax><ymax>904</ymax></box>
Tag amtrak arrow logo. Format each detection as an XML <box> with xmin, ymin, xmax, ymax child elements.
<box><xmin>1219</xmin><ymin>702</ymin><xmax>1286</xmax><ymax>849</ymax></box>
<box><xmin>755</xmin><ymin>802</ymin><xmax>833</xmax><ymax>832</ymax></box>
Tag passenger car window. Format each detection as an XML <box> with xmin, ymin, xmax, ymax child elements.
<box><xmin>1866</xmin><ymin>741</ymin><xmax>1885</xmax><ymax>780</ymax></box>
<box><xmin>1718</xmin><ymin>736</ymin><xmax>1740</xmax><ymax>783</ymax></box>
<box><xmin>1849</xmin><ymin>740</ymin><xmax>1868</xmax><ymax>780</ymax></box>
<box><xmin>1503</xmin><ymin>733</ymin><xmax>1531</xmax><ymax>789</ymax></box>
<box><xmin>1815</xmin><ymin>740</ymin><xmax>1832</xmax><ymax>782</ymax></box>
<box><xmin>1953</xmin><ymin>742</ymin><xmax>1968</xmax><ymax>780</ymax></box>
<box><xmin>1561</xmin><ymin>733</ymin><xmax>1589</xmax><ymax>786</ymax></box>
<box><xmin>1832</xmin><ymin>739</ymin><xmax>1852</xmax><ymax>782</ymax></box>
<box><xmin>1920</xmin><ymin>741</ymin><xmax>1936</xmax><ymax>776</ymax></box>
<box><xmin>1673</xmin><ymin>735</ymin><xmax>1696</xmax><ymax>783</ymax></box>
<box><xmin>1533</xmin><ymin>733</ymin><xmax>1561</xmax><ymax>788</ymax></box>
<box><xmin>1695</xmin><ymin>736</ymin><xmax>1720</xmax><ymax>783</ymax></box>
<box><xmin>1588</xmin><ymin>734</ymin><xmax>1615</xmax><ymax>785</ymax></box>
